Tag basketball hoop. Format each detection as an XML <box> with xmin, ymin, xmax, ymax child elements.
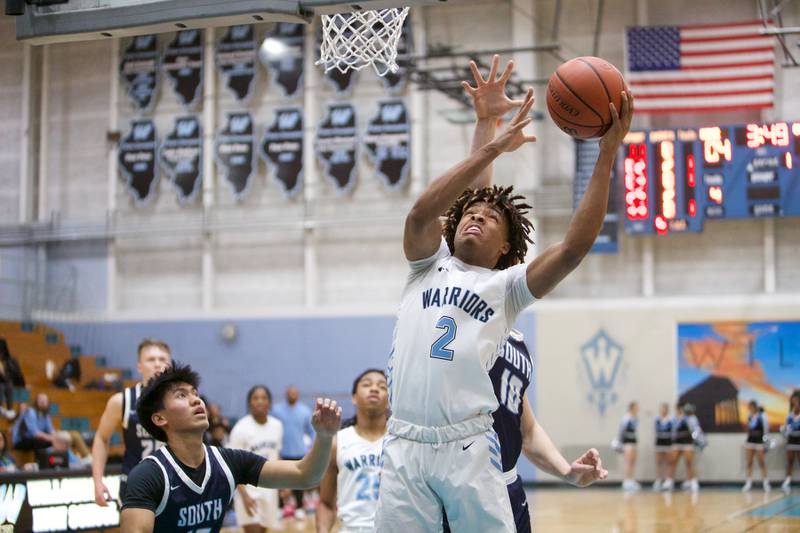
<box><xmin>316</xmin><ymin>7</ymin><xmax>410</xmax><ymax>77</ymax></box>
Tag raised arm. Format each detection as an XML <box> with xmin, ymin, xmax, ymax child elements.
<box><xmin>462</xmin><ymin>55</ymin><xmax>527</xmax><ymax>189</ymax></box>
<box><xmin>524</xmin><ymin>91</ymin><xmax>633</xmax><ymax>298</ymax></box>
<box><xmin>520</xmin><ymin>393</ymin><xmax>607</xmax><ymax>487</ymax></box>
<box><xmin>314</xmin><ymin>437</ymin><xmax>339</xmax><ymax>533</ymax></box>
<box><xmin>257</xmin><ymin>399</ymin><xmax>341</xmax><ymax>489</ymax></box>
<box><xmin>93</xmin><ymin>392</ymin><xmax>123</xmax><ymax>506</ymax></box>
<box><xmin>404</xmin><ymin>90</ymin><xmax>536</xmax><ymax>261</ymax></box>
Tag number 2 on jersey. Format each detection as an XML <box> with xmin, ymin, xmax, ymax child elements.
<box><xmin>355</xmin><ymin>471</ymin><xmax>380</xmax><ymax>501</ymax></box>
<box><xmin>430</xmin><ymin>316</ymin><xmax>457</xmax><ymax>361</ymax></box>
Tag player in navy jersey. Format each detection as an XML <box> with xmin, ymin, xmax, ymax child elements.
<box><xmin>653</xmin><ymin>403</ymin><xmax>674</xmax><ymax>491</ymax></box>
<box><xmin>782</xmin><ymin>394</ymin><xmax>800</xmax><ymax>492</ymax></box>
<box><xmin>93</xmin><ymin>338</ymin><xmax>172</xmax><ymax>506</ymax></box>
<box><xmin>742</xmin><ymin>400</ymin><xmax>770</xmax><ymax>492</ymax></box>
<box><xmin>120</xmin><ymin>363</ymin><xmax>341</xmax><ymax>533</ymax></box>
<box><xmin>444</xmin><ymin>329</ymin><xmax>608</xmax><ymax>533</ymax></box>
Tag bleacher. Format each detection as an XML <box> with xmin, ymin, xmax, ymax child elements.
<box><xmin>0</xmin><ymin>321</ymin><xmax>132</xmax><ymax>466</ymax></box>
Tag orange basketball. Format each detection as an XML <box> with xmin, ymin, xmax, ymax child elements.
<box><xmin>546</xmin><ymin>56</ymin><xmax>627</xmax><ymax>139</ymax></box>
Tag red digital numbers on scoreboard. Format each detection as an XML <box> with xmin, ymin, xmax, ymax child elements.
<box><xmin>699</xmin><ymin>127</ymin><xmax>732</xmax><ymax>165</ymax></box>
<box><xmin>746</xmin><ymin>122</ymin><xmax>790</xmax><ymax>148</ymax></box>
<box><xmin>659</xmin><ymin>141</ymin><xmax>676</xmax><ymax>220</ymax></box>
<box><xmin>624</xmin><ymin>143</ymin><xmax>648</xmax><ymax>221</ymax></box>
<box><xmin>686</xmin><ymin>152</ymin><xmax>697</xmax><ymax>217</ymax></box>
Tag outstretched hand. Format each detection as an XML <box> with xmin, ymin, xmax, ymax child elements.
<box><xmin>462</xmin><ymin>54</ymin><xmax>527</xmax><ymax>119</ymax></box>
<box><xmin>599</xmin><ymin>90</ymin><xmax>634</xmax><ymax>153</ymax></box>
<box><xmin>311</xmin><ymin>398</ymin><xmax>342</xmax><ymax>438</ymax></box>
<box><xmin>566</xmin><ymin>448</ymin><xmax>608</xmax><ymax>487</ymax></box>
<box><xmin>489</xmin><ymin>87</ymin><xmax>537</xmax><ymax>153</ymax></box>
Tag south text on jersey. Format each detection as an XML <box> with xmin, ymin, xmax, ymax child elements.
<box><xmin>177</xmin><ymin>498</ymin><xmax>224</xmax><ymax>528</ymax></box>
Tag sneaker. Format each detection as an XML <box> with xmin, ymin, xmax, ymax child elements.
<box><xmin>690</xmin><ymin>479</ymin><xmax>699</xmax><ymax>492</ymax></box>
<box><xmin>622</xmin><ymin>479</ymin><xmax>639</xmax><ymax>492</ymax></box>
<box><xmin>742</xmin><ymin>479</ymin><xmax>753</xmax><ymax>492</ymax></box>
<box><xmin>294</xmin><ymin>508</ymin><xmax>306</xmax><ymax>521</ymax></box>
<box><xmin>1</xmin><ymin>408</ymin><xmax>15</xmax><ymax>420</ymax></box>
<box><xmin>782</xmin><ymin>477</ymin><xmax>792</xmax><ymax>492</ymax></box>
<box><xmin>662</xmin><ymin>478</ymin><xmax>674</xmax><ymax>492</ymax></box>
<box><xmin>681</xmin><ymin>480</ymin><xmax>692</xmax><ymax>491</ymax></box>
<box><xmin>652</xmin><ymin>479</ymin><xmax>662</xmax><ymax>491</ymax></box>
<box><xmin>763</xmin><ymin>480</ymin><xmax>771</xmax><ymax>492</ymax></box>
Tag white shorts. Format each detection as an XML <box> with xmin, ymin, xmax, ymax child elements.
<box><xmin>374</xmin><ymin>428</ymin><xmax>515</xmax><ymax>533</ymax></box>
<box><xmin>234</xmin><ymin>486</ymin><xmax>282</xmax><ymax>529</ymax></box>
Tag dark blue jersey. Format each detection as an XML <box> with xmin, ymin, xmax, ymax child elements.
<box><xmin>122</xmin><ymin>383</ymin><xmax>162</xmax><ymax>476</ymax></box>
<box><xmin>747</xmin><ymin>412</ymin><xmax>766</xmax><ymax>444</ymax></box>
<box><xmin>146</xmin><ymin>445</ymin><xmax>234</xmax><ymax>533</ymax></box>
<box><xmin>655</xmin><ymin>417</ymin><xmax>674</xmax><ymax>447</ymax></box>
<box><xmin>490</xmin><ymin>330</ymin><xmax>533</xmax><ymax>472</ymax></box>
<box><xmin>619</xmin><ymin>415</ymin><xmax>637</xmax><ymax>444</ymax></box>
<box><xmin>786</xmin><ymin>413</ymin><xmax>800</xmax><ymax>446</ymax></box>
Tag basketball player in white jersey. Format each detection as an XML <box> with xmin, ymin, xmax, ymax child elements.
<box><xmin>229</xmin><ymin>385</ymin><xmax>284</xmax><ymax>532</ymax></box>
<box><xmin>93</xmin><ymin>338</ymin><xmax>171</xmax><ymax>506</ymax></box>
<box><xmin>316</xmin><ymin>369</ymin><xmax>388</xmax><ymax>533</ymax></box>
<box><xmin>374</xmin><ymin>53</ymin><xmax>632</xmax><ymax>531</ymax></box>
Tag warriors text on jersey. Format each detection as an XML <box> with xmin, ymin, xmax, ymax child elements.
<box><xmin>336</xmin><ymin>425</ymin><xmax>384</xmax><ymax>530</ymax></box>
<box><xmin>388</xmin><ymin>240</ymin><xmax>535</xmax><ymax>429</ymax></box>
<box><xmin>122</xmin><ymin>445</ymin><xmax>266</xmax><ymax>533</ymax></box>
<box><xmin>122</xmin><ymin>383</ymin><xmax>162</xmax><ymax>477</ymax></box>
<box><xmin>490</xmin><ymin>330</ymin><xmax>532</xmax><ymax>472</ymax></box>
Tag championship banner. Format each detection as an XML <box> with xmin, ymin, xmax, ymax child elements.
<box><xmin>261</xmin><ymin>23</ymin><xmax>304</xmax><ymax>98</ymax></box>
<box><xmin>118</xmin><ymin>119</ymin><xmax>159</xmax><ymax>205</ymax></box>
<box><xmin>163</xmin><ymin>30</ymin><xmax>203</xmax><ymax>109</ymax></box>
<box><xmin>216</xmin><ymin>25</ymin><xmax>257</xmax><ymax>102</ymax></box>
<box><xmin>159</xmin><ymin>115</ymin><xmax>203</xmax><ymax>204</ymax></box>
<box><xmin>119</xmin><ymin>34</ymin><xmax>160</xmax><ymax>113</ymax></box>
<box><xmin>381</xmin><ymin>16</ymin><xmax>412</xmax><ymax>94</ymax></box>
<box><xmin>216</xmin><ymin>112</ymin><xmax>255</xmax><ymax>200</ymax></box>
<box><xmin>316</xmin><ymin>103</ymin><xmax>358</xmax><ymax>194</ymax></box>
<box><xmin>260</xmin><ymin>107</ymin><xmax>304</xmax><ymax>197</ymax></box>
<box><xmin>316</xmin><ymin>25</ymin><xmax>358</xmax><ymax>96</ymax></box>
<box><xmin>364</xmin><ymin>100</ymin><xmax>410</xmax><ymax>191</ymax></box>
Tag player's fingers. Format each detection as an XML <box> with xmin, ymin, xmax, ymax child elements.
<box><xmin>609</xmin><ymin>102</ymin><xmax>619</xmax><ymax>124</ymax></box>
<box><xmin>499</xmin><ymin>59</ymin><xmax>514</xmax><ymax>83</ymax></box>
<box><xmin>524</xmin><ymin>135</ymin><xmax>537</xmax><ymax>144</ymax></box>
<box><xmin>469</xmin><ymin>60</ymin><xmax>484</xmax><ymax>85</ymax></box>
<box><xmin>573</xmin><ymin>463</ymin><xmax>594</xmax><ymax>472</ymax></box>
<box><xmin>329</xmin><ymin>400</ymin><xmax>337</xmax><ymax>412</ymax></box>
<box><xmin>461</xmin><ymin>81</ymin><xmax>477</xmax><ymax>94</ymax></box>
<box><xmin>488</xmin><ymin>54</ymin><xmax>500</xmax><ymax>82</ymax></box>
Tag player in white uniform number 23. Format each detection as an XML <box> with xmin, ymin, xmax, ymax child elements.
<box><xmin>374</xmin><ymin>56</ymin><xmax>633</xmax><ymax>532</ymax></box>
<box><xmin>316</xmin><ymin>369</ymin><xmax>388</xmax><ymax>533</ymax></box>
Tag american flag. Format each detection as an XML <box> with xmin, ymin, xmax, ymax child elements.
<box><xmin>625</xmin><ymin>20</ymin><xmax>775</xmax><ymax>113</ymax></box>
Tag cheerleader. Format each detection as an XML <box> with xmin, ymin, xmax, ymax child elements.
<box><xmin>652</xmin><ymin>403</ymin><xmax>673</xmax><ymax>491</ymax></box>
<box><xmin>664</xmin><ymin>403</ymin><xmax>704</xmax><ymax>492</ymax></box>
<box><xmin>617</xmin><ymin>402</ymin><xmax>640</xmax><ymax>491</ymax></box>
<box><xmin>782</xmin><ymin>395</ymin><xmax>800</xmax><ymax>492</ymax></box>
<box><xmin>742</xmin><ymin>400</ymin><xmax>770</xmax><ymax>492</ymax></box>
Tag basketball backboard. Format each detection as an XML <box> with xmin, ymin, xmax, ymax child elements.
<box><xmin>12</xmin><ymin>0</ymin><xmax>445</xmax><ymax>45</ymax></box>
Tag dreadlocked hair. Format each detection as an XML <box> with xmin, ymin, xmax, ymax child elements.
<box><xmin>442</xmin><ymin>185</ymin><xmax>534</xmax><ymax>270</ymax></box>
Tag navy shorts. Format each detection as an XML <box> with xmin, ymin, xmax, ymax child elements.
<box><xmin>443</xmin><ymin>475</ymin><xmax>531</xmax><ymax>533</ymax></box>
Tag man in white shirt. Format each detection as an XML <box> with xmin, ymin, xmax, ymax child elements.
<box><xmin>229</xmin><ymin>385</ymin><xmax>284</xmax><ymax>532</ymax></box>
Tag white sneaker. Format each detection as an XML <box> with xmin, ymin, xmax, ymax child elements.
<box><xmin>622</xmin><ymin>479</ymin><xmax>640</xmax><ymax>492</ymax></box>
<box><xmin>652</xmin><ymin>479</ymin><xmax>662</xmax><ymax>491</ymax></box>
<box><xmin>742</xmin><ymin>479</ymin><xmax>753</xmax><ymax>492</ymax></box>
<box><xmin>690</xmin><ymin>479</ymin><xmax>699</xmax><ymax>492</ymax></box>
<box><xmin>763</xmin><ymin>480</ymin><xmax>771</xmax><ymax>492</ymax></box>
<box><xmin>662</xmin><ymin>478</ymin><xmax>674</xmax><ymax>491</ymax></box>
<box><xmin>782</xmin><ymin>477</ymin><xmax>792</xmax><ymax>492</ymax></box>
<box><xmin>294</xmin><ymin>508</ymin><xmax>306</xmax><ymax>521</ymax></box>
<box><xmin>681</xmin><ymin>480</ymin><xmax>692</xmax><ymax>491</ymax></box>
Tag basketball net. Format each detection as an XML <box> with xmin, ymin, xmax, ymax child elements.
<box><xmin>316</xmin><ymin>7</ymin><xmax>410</xmax><ymax>77</ymax></box>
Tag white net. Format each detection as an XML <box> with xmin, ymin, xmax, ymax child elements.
<box><xmin>316</xmin><ymin>7</ymin><xmax>410</xmax><ymax>77</ymax></box>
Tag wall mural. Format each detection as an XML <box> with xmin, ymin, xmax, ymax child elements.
<box><xmin>678</xmin><ymin>321</ymin><xmax>800</xmax><ymax>432</ymax></box>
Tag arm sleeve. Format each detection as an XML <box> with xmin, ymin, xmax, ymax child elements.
<box><xmin>22</xmin><ymin>409</ymin><xmax>37</xmax><ymax>439</ymax></box>
<box><xmin>121</xmin><ymin>459</ymin><xmax>166</xmax><ymax>512</ymax></box>
<box><xmin>45</xmin><ymin>416</ymin><xmax>55</xmax><ymax>435</ymax></box>
<box><xmin>504</xmin><ymin>263</ymin><xmax>536</xmax><ymax>322</ymax></box>
<box><xmin>219</xmin><ymin>448</ymin><xmax>267</xmax><ymax>487</ymax></box>
<box><xmin>408</xmin><ymin>239</ymin><xmax>450</xmax><ymax>275</ymax></box>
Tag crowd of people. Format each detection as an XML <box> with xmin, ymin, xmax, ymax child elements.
<box><xmin>615</xmin><ymin>394</ymin><xmax>800</xmax><ymax>494</ymax></box>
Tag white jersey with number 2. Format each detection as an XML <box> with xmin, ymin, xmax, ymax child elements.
<box><xmin>388</xmin><ymin>239</ymin><xmax>535</xmax><ymax>428</ymax></box>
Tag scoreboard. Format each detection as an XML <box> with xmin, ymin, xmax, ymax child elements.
<box><xmin>621</xmin><ymin>120</ymin><xmax>800</xmax><ymax>235</ymax></box>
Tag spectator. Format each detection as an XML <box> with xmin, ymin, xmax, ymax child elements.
<box><xmin>272</xmin><ymin>385</ymin><xmax>315</xmax><ymax>520</ymax></box>
<box><xmin>0</xmin><ymin>431</ymin><xmax>17</xmax><ymax>472</ymax></box>
<box><xmin>53</xmin><ymin>357</ymin><xmax>81</xmax><ymax>392</ymax></box>
<box><xmin>12</xmin><ymin>392</ymin><xmax>62</xmax><ymax>450</ymax></box>
<box><xmin>0</xmin><ymin>339</ymin><xmax>20</xmax><ymax>419</ymax></box>
<box><xmin>209</xmin><ymin>423</ymin><xmax>230</xmax><ymax>448</ymax></box>
<box><xmin>0</xmin><ymin>338</ymin><xmax>25</xmax><ymax>387</ymax></box>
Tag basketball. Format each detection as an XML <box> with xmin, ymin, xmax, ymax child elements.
<box><xmin>546</xmin><ymin>56</ymin><xmax>627</xmax><ymax>139</ymax></box>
